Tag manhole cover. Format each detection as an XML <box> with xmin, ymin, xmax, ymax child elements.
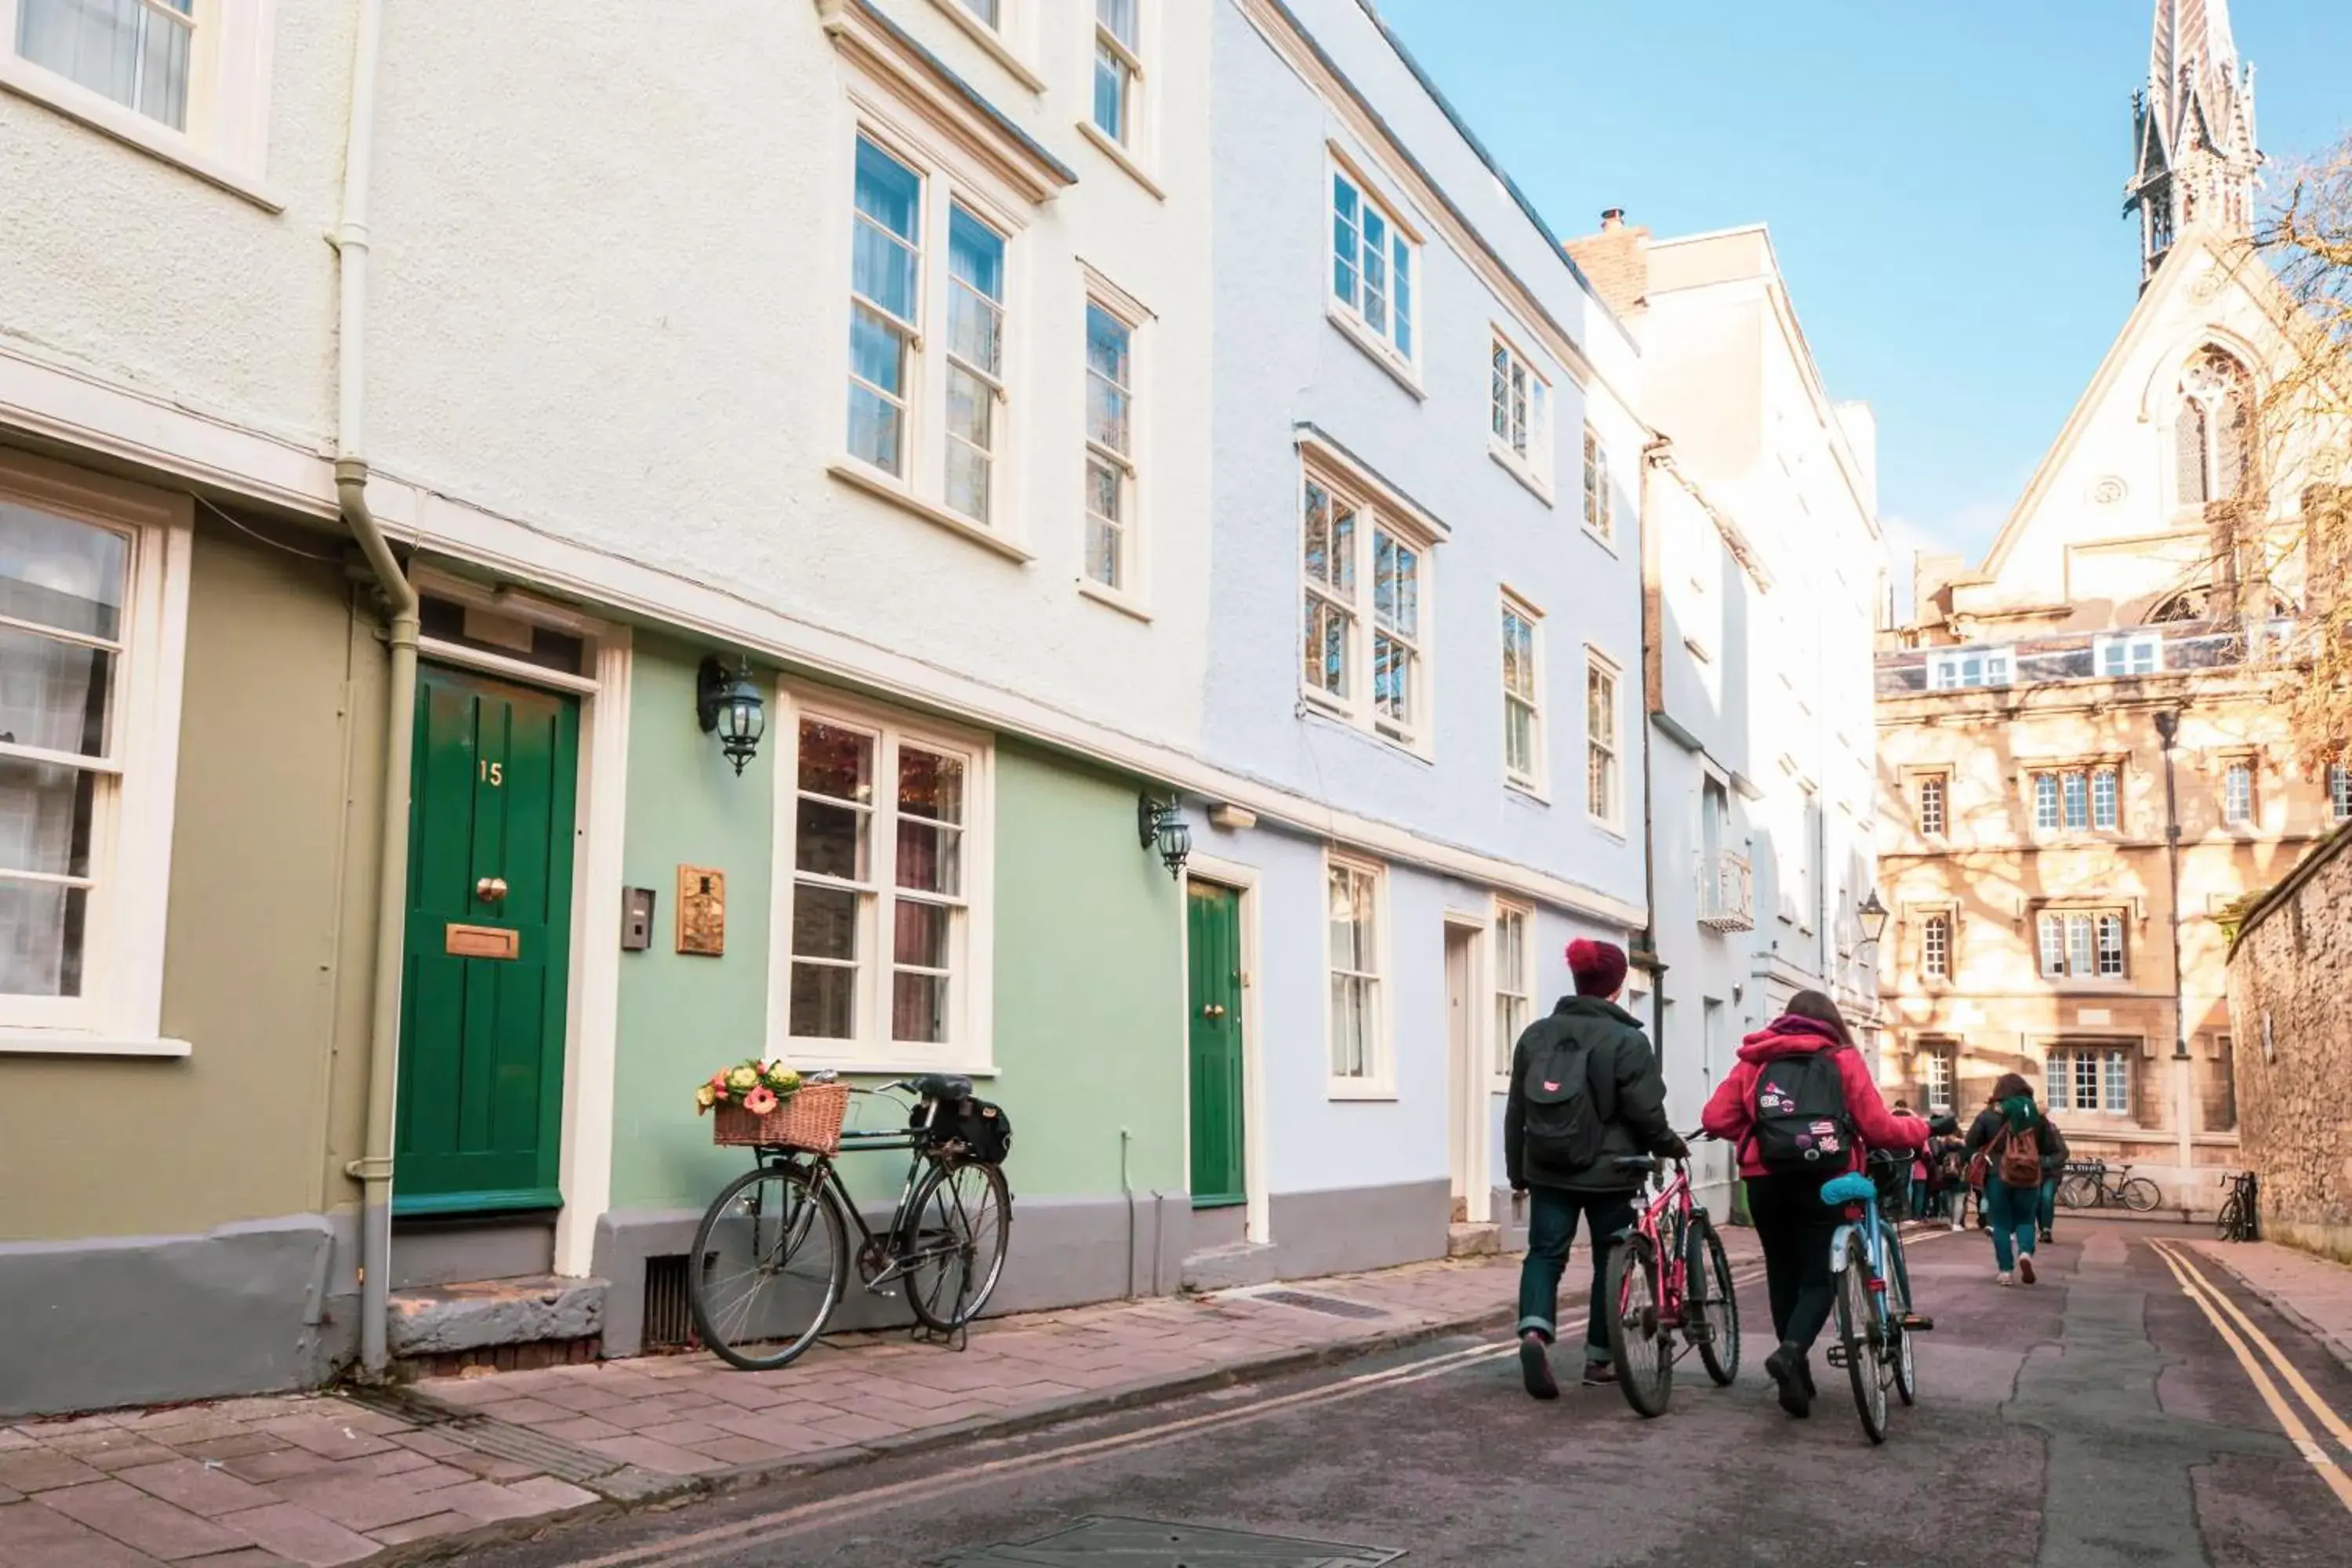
<box><xmin>1250</xmin><ymin>1290</ymin><xmax>1390</xmax><ymax>1320</ymax></box>
<box><xmin>942</xmin><ymin>1515</ymin><xmax>1403</xmax><ymax>1565</ymax></box>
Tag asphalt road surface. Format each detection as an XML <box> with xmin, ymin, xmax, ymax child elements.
<box><xmin>457</xmin><ymin>1222</ymin><xmax>2352</xmax><ymax>1567</ymax></box>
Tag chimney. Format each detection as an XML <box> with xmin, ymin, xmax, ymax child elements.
<box><xmin>1564</xmin><ymin>207</ymin><xmax>1650</xmax><ymax>319</ymax></box>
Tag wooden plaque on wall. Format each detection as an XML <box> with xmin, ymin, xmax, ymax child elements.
<box><xmin>677</xmin><ymin>865</ymin><xmax>725</xmax><ymax>956</ymax></box>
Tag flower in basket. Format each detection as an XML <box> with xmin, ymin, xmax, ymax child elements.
<box><xmin>765</xmin><ymin>1064</ymin><xmax>802</xmax><ymax>1095</ymax></box>
<box><xmin>695</xmin><ymin>1082</ymin><xmax>717</xmax><ymax>1113</ymax></box>
<box><xmin>727</xmin><ymin>1065</ymin><xmax>760</xmax><ymax>1093</ymax></box>
<box><xmin>742</xmin><ymin>1085</ymin><xmax>779</xmax><ymax>1116</ymax></box>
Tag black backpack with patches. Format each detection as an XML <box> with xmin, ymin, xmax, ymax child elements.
<box><xmin>1747</xmin><ymin>1051</ymin><xmax>1855</xmax><ymax>1174</ymax></box>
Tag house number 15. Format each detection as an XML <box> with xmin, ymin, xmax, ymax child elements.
<box><xmin>478</xmin><ymin>760</ymin><xmax>503</xmax><ymax>786</ymax></box>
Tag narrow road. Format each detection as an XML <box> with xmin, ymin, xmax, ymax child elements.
<box><xmin>459</xmin><ymin>1223</ymin><xmax>2352</xmax><ymax>1566</ymax></box>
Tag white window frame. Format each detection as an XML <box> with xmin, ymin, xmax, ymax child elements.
<box><xmin>1298</xmin><ymin>455</ymin><xmax>1439</xmax><ymax>758</ymax></box>
<box><xmin>1584</xmin><ymin>648</ymin><xmax>1624</xmax><ymax>833</ymax></box>
<box><xmin>2048</xmin><ymin>1047</ymin><xmax>2132</xmax><ymax>1116</ymax></box>
<box><xmin>2030</xmin><ymin>765</ymin><xmax>2119</xmax><ymax>833</ymax></box>
<box><xmin>1918</xmin><ymin>773</ymin><xmax>1948</xmax><ymax>837</ymax></box>
<box><xmin>1327</xmin><ymin>151</ymin><xmax>1421</xmax><ymax>379</ymax></box>
<box><xmin>930</xmin><ymin>0</ymin><xmax>1047</xmax><ymax>89</ymax></box>
<box><xmin>2035</xmin><ymin>909</ymin><xmax>2128</xmax><ymax>982</ymax></box>
<box><xmin>1079</xmin><ymin>272</ymin><xmax>1150</xmax><ymax>611</ymax></box>
<box><xmin>1088</xmin><ymin>0</ymin><xmax>1145</xmax><ymax>154</ymax></box>
<box><xmin>2094</xmin><ymin>633</ymin><xmax>2161</xmax><ymax>678</ymax></box>
<box><xmin>1324</xmin><ymin>851</ymin><xmax>1393</xmax><ymax>1098</ymax></box>
<box><xmin>0</xmin><ymin>451</ymin><xmax>192</xmax><ymax>1054</ymax></box>
<box><xmin>0</xmin><ymin>0</ymin><xmax>275</xmax><ymax>207</ymax></box>
<box><xmin>1491</xmin><ymin>898</ymin><xmax>1532</xmax><ymax>1082</ymax></box>
<box><xmin>1581</xmin><ymin>426</ymin><xmax>1613</xmax><ymax>544</ymax></box>
<box><xmin>1499</xmin><ymin>590</ymin><xmax>1544</xmax><ymax>797</ymax></box>
<box><xmin>1921</xmin><ymin>913</ymin><xmax>1951</xmax><ymax>981</ymax></box>
<box><xmin>833</xmin><ymin>111</ymin><xmax>1033</xmax><ymax>560</ymax></box>
<box><xmin>1928</xmin><ymin>648</ymin><xmax>2013</xmax><ymax>690</ymax></box>
<box><xmin>766</xmin><ymin>688</ymin><xmax>997</xmax><ymax>1075</ymax></box>
<box><xmin>2222</xmin><ymin>759</ymin><xmax>2256</xmax><ymax>826</ymax></box>
<box><xmin>1921</xmin><ymin>1048</ymin><xmax>1956</xmax><ymax>1118</ymax></box>
<box><xmin>1489</xmin><ymin>329</ymin><xmax>1553</xmax><ymax>497</ymax></box>
<box><xmin>2329</xmin><ymin>760</ymin><xmax>2352</xmax><ymax>823</ymax></box>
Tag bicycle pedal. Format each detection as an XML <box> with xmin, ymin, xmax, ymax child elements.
<box><xmin>1900</xmin><ymin>1313</ymin><xmax>1936</xmax><ymax>1333</ymax></box>
<box><xmin>1825</xmin><ymin>1345</ymin><xmax>1851</xmax><ymax>1370</ymax></box>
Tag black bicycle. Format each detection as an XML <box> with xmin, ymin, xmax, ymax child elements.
<box><xmin>2216</xmin><ymin>1170</ymin><xmax>2259</xmax><ymax>1242</ymax></box>
<box><xmin>2055</xmin><ymin>1159</ymin><xmax>2161</xmax><ymax>1214</ymax></box>
<box><xmin>688</xmin><ymin>1073</ymin><xmax>1012</xmax><ymax>1371</ymax></box>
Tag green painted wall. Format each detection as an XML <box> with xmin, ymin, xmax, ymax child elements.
<box><xmin>0</xmin><ymin>516</ymin><xmax>377</xmax><ymax>1241</ymax></box>
<box><xmin>604</xmin><ymin>691</ymin><xmax>1184</xmax><ymax>1213</ymax></box>
<box><xmin>608</xmin><ymin>636</ymin><xmax>776</xmax><ymax>1211</ymax></box>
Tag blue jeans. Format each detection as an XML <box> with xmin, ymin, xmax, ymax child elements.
<box><xmin>2038</xmin><ymin>1178</ymin><xmax>2057</xmax><ymax>1234</ymax></box>
<box><xmin>1985</xmin><ymin>1180</ymin><xmax>2039</xmax><ymax>1272</ymax></box>
<box><xmin>1515</xmin><ymin>1186</ymin><xmax>1635</xmax><ymax>1363</ymax></box>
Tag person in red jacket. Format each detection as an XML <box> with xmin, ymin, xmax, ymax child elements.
<box><xmin>1701</xmin><ymin>990</ymin><xmax>1927</xmax><ymax>1418</ymax></box>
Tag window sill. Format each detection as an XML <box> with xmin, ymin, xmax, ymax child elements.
<box><xmin>1587</xmin><ymin>815</ymin><xmax>1628</xmax><ymax>844</ymax></box>
<box><xmin>786</xmin><ymin>1058</ymin><xmax>999</xmax><ymax>1080</ymax></box>
<box><xmin>1487</xmin><ymin>443</ymin><xmax>1555</xmax><ymax>505</ymax></box>
<box><xmin>1298</xmin><ymin>691</ymin><xmax>1437</xmax><ymax>766</ymax></box>
<box><xmin>1325</xmin><ymin>306</ymin><xmax>1425</xmax><ymax>401</ymax></box>
<box><xmin>0</xmin><ymin>1031</ymin><xmax>191</xmax><ymax>1058</ymax></box>
<box><xmin>924</xmin><ymin>0</ymin><xmax>1047</xmax><ymax>91</ymax></box>
<box><xmin>827</xmin><ymin>461</ymin><xmax>1036</xmax><ymax>564</ymax></box>
<box><xmin>1077</xmin><ymin>577</ymin><xmax>1153</xmax><ymax>622</ymax></box>
<box><xmin>1505</xmin><ymin>779</ymin><xmax>1551</xmax><ymax>808</ymax></box>
<box><xmin>0</xmin><ymin>59</ymin><xmax>280</xmax><ymax>213</ymax></box>
<box><xmin>1076</xmin><ymin>119</ymin><xmax>1166</xmax><ymax>200</ymax></box>
<box><xmin>1327</xmin><ymin>1079</ymin><xmax>1399</xmax><ymax>1102</ymax></box>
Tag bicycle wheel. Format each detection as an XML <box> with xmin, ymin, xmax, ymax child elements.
<box><xmin>1834</xmin><ymin>1252</ymin><xmax>1888</xmax><ymax>1444</ymax></box>
<box><xmin>688</xmin><ymin>1162</ymin><xmax>847</xmax><ymax>1371</ymax></box>
<box><xmin>2121</xmin><ymin>1178</ymin><xmax>2162</xmax><ymax>1214</ymax></box>
<box><xmin>1880</xmin><ymin>1220</ymin><xmax>1917</xmax><ymax>1407</ymax></box>
<box><xmin>904</xmin><ymin>1158</ymin><xmax>1013</xmax><ymax>1333</ymax></box>
<box><xmin>2055</xmin><ymin>1174</ymin><xmax>2096</xmax><ymax>1210</ymax></box>
<box><xmin>1604</xmin><ymin>1235</ymin><xmax>1673</xmax><ymax>1418</ymax></box>
<box><xmin>1688</xmin><ymin>1218</ymin><xmax>1740</xmax><ymax>1387</ymax></box>
<box><xmin>2215</xmin><ymin>1195</ymin><xmax>2243</xmax><ymax>1242</ymax></box>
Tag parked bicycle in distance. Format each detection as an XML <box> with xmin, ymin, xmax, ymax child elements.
<box><xmin>1820</xmin><ymin>1163</ymin><xmax>1929</xmax><ymax>1444</ymax></box>
<box><xmin>2216</xmin><ymin>1169</ymin><xmax>2259</xmax><ymax>1242</ymax></box>
<box><xmin>688</xmin><ymin>1073</ymin><xmax>1013</xmax><ymax>1371</ymax></box>
<box><xmin>2054</xmin><ymin>1158</ymin><xmax>2161</xmax><ymax>1214</ymax></box>
<box><xmin>1601</xmin><ymin>1143</ymin><xmax>1740</xmax><ymax>1417</ymax></box>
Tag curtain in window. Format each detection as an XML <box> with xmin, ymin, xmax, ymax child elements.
<box><xmin>17</xmin><ymin>0</ymin><xmax>194</xmax><ymax>130</ymax></box>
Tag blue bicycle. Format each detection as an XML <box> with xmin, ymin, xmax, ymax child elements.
<box><xmin>1819</xmin><ymin>1169</ymin><xmax>1927</xmax><ymax>1443</ymax></box>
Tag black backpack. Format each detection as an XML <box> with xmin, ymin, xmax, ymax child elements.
<box><xmin>1747</xmin><ymin>1051</ymin><xmax>1855</xmax><ymax>1174</ymax></box>
<box><xmin>1518</xmin><ymin>1024</ymin><xmax>1606</xmax><ymax>1171</ymax></box>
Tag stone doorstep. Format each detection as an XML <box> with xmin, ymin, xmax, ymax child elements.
<box><xmin>1177</xmin><ymin>1241</ymin><xmax>1283</xmax><ymax>1293</ymax></box>
<box><xmin>387</xmin><ymin>1276</ymin><xmax>608</xmax><ymax>1358</ymax></box>
<box><xmin>1446</xmin><ymin>1222</ymin><xmax>1502</xmax><ymax>1258</ymax></box>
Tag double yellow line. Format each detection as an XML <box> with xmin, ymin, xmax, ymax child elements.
<box><xmin>2148</xmin><ymin>1239</ymin><xmax>2352</xmax><ymax>1514</ymax></box>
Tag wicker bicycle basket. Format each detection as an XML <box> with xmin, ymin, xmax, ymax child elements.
<box><xmin>711</xmin><ymin>1082</ymin><xmax>850</xmax><ymax>1153</ymax></box>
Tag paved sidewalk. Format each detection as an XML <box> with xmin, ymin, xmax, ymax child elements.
<box><xmin>0</xmin><ymin>1232</ymin><xmax>1759</xmax><ymax>1566</ymax></box>
<box><xmin>2187</xmin><ymin>1237</ymin><xmax>2352</xmax><ymax>1372</ymax></box>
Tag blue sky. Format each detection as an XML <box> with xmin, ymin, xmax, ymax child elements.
<box><xmin>1374</xmin><ymin>0</ymin><xmax>2352</xmax><ymax>583</ymax></box>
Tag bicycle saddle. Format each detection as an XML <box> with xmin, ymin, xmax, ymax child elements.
<box><xmin>1819</xmin><ymin>1173</ymin><xmax>1878</xmax><ymax>1205</ymax></box>
<box><xmin>913</xmin><ymin>1073</ymin><xmax>973</xmax><ymax>1102</ymax></box>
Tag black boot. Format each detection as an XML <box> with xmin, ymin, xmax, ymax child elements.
<box><xmin>1765</xmin><ymin>1341</ymin><xmax>1812</xmax><ymax>1418</ymax></box>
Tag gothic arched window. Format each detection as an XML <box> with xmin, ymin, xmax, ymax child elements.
<box><xmin>2148</xmin><ymin>590</ymin><xmax>2209</xmax><ymax>624</ymax></box>
<box><xmin>2176</xmin><ymin>350</ymin><xmax>2255</xmax><ymax>507</ymax></box>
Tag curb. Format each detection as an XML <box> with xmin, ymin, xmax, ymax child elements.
<box><xmin>2182</xmin><ymin>1243</ymin><xmax>2352</xmax><ymax>1380</ymax></box>
<box><xmin>358</xmin><ymin>1289</ymin><xmax>1534</xmax><ymax>1566</ymax></box>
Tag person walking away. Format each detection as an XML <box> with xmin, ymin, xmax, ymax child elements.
<box><xmin>2035</xmin><ymin>1111</ymin><xmax>2069</xmax><ymax>1244</ymax></box>
<box><xmin>1889</xmin><ymin>1102</ymin><xmax>1929</xmax><ymax>1219</ymax></box>
<box><xmin>1506</xmin><ymin>939</ymin><xmax>1688</xmax><ymax>1399</ymax></box>
<box><xmin>1702</xmin><ymin>991</ymin><xmax>1927</xmax><ymax>1419</ymax></box>
<box><xmin>1965</xmin><ymin>1074</ymin><xmax>2060</xmax><ymax>1284</ymax></box>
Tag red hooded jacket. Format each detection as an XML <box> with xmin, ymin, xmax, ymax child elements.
<box><xmin>1700</xmin><ymin>1014</ymin><xmax>1929</xmax><ymax>1179</ymax></box>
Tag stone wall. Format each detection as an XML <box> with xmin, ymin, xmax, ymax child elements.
<box><xmin>2225</xmin><ymin>825</ymin><xmax>2352</xmax><ymax>1264</ymax></box>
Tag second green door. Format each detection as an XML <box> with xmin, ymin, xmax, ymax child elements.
<box><xmin>1187</xmin><ymin>883</ymin><xmax>1245</xmax><ymax>1209</ymax></box>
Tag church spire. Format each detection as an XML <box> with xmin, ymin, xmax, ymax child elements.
<box><xmin>2125</xmin><ymin>0</ymin><xmax>2262</xmax><ymax>285</ymax></box>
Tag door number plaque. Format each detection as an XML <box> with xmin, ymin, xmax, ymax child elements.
<box><xmin>445</xmin><ymin>923</ymin><xmax>520</xmax><ymax>960</ymax></box>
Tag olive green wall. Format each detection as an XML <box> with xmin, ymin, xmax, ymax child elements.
<box><xmin>0</xmin><ymin>516</ymin><xmax>378</xmax><ymax>1241</ymax></box>
<box><xmin>604</xmin><ymin>689</ymin><xmax>1185</xmax><ymax>1212</ymax></box>
<box><xmin>608</xmin><ymin>637</ymin><xmax>776</xmax><ymax>1212</ymax></box>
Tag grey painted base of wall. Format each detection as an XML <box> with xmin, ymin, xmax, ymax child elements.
<box><xmin>0</xmin><ymin>1214</ymin><xmax>358</xmax><ymax>1419</ymax></box>
<box><xmin>1266</xmin><ymin>1179</ymin><xmax>1450</xmax><ymax>1280</ymax></box>
<box><xmin>593</xmin><ymin>1191</ymin><xmax>1191</xmax><ymax>1359</ymax></box>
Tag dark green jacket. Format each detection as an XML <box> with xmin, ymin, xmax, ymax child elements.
<box><xmin>1503</xmin><ymin>996</ymin><xmax>1677</xmax><ymax>1192</ymax></box>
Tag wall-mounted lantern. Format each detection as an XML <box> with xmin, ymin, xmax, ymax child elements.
<box><xmin>696</xmin><ymin>655</ymin><xmax>765</xmax><ymax>775</ymax></box>
<box><xmin>1138</xmin><ymin>794</ymin><xmax>1192</xmax><ymax>879</ymax></box>
<box><xmin>1857</xmin><ymin>890</ymin><xmax>1890</xmax><ymax>948</ymax></box>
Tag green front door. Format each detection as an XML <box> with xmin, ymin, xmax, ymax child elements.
<box><xmin>1187</xmin><ymin>883</ymin><xmax>1245</xmax><ymax>1208</ymax></box>
<box><xmin>394</xmin><ymin>665</ymin><xmax>579</xmax><ymax>1216</ymax></box>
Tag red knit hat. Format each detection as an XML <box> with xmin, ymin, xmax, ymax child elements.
<box><xmin>1566</xmin><ymin>938</ymin><xmax>1628</xmax><ymax>998</ymax></box>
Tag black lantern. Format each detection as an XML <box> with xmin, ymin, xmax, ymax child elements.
<box><xmin>696</xmin><ymin>655</ymin><xmax>765</xmax><ymax>775</ymax></box>
<box><xmin>1857</xmin><ymin>890</ymin><xmax>1890</xmax><ymax>948</ymax></box>
<box><xmin>1138</xmin><ymin>793</ymin><xmax>1191</xmax><ymax>879</ymax></box>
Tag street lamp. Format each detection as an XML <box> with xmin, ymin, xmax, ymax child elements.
<box><xmin>1857</xmin><ymin>890</ymin><xmax>1890</xmax><ymax>948</ymax></box>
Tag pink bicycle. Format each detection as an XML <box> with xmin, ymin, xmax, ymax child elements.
<box><xmin>1602</xmin><ymin>1146</ymin><xmax>1741</xmax><ymax>1417</ymax></box>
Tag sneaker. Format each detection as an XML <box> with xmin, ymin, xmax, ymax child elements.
<box><xmin>2019</xmin><ymin>1256</ymin><xmax>2037</xmax><ymax>1286</ymax></box>
<box><xmin>1950</xmin><ymin>1220</ymin><xmax>1964</xmax><ymax>1233</ymax></box>
<box><xmin>2038</xmin><ymin>1229</ymin><xmax>2054</xmax><ymax>1244</ymax></box>
<box><xmin>1519</xmin><ymin>1331</ymin><xmax>1559</xmax><ymax>1401</ymax></box>
<box><xmin>1580</xmin><ymin>1361</ymin><xmax>1618</xmax><ymax>1388</ymax></box>
<box><xmin>1764</xmin><ymin>1342</ymin><xmax>1812</xmax><ymax>1418</ymax></box>
<box><xmin>1997</xmin><ymin>1271</ymin><xmax>2015</xmax><ymax>1287</ymax></box>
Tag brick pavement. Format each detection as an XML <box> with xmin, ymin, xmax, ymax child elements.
<box><xmin>2187</xmin><ymin>1237</ymin><xmax>2352</xmax><ymax>1373</ymax></box>
<box><xmin>0</xmin><ymin>1234</ymin><xmax>1763</xmax><ymax>1566</ymax></box>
